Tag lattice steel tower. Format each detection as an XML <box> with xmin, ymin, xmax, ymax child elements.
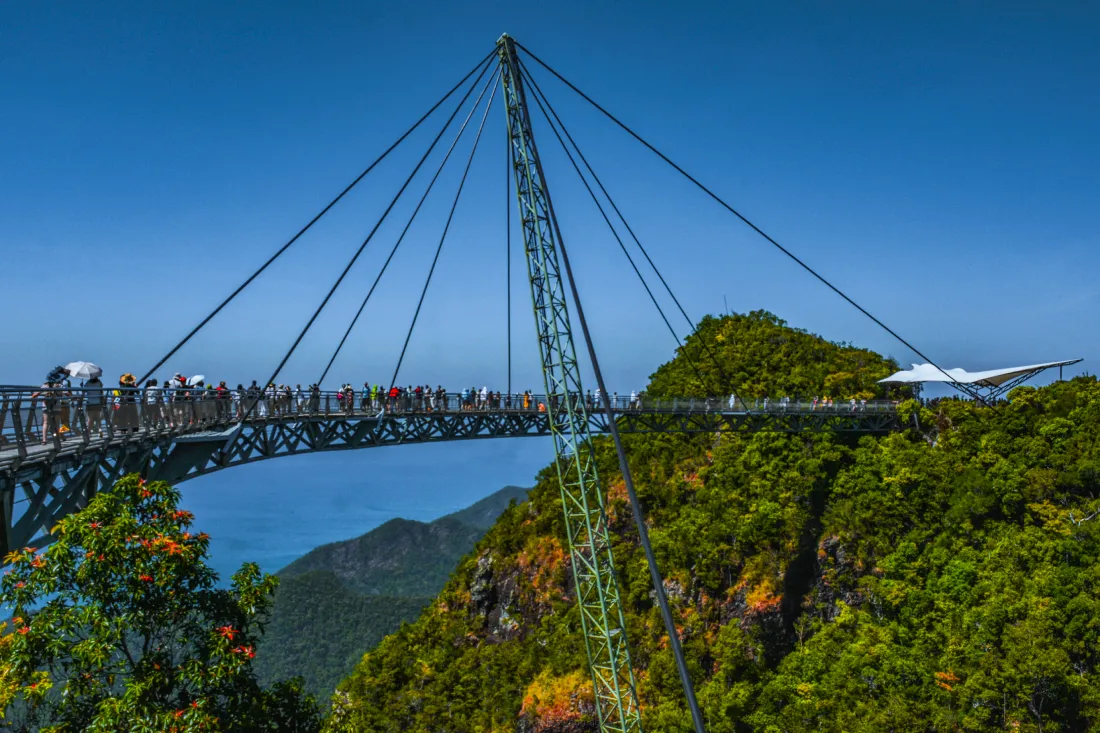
<box><xmin>497</xmin><ymin>34</ymin><xmax>642</xmax><ymax>733</ymax></box>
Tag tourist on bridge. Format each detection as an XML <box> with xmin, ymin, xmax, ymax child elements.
<box><xmin>168</xmin><ymin>374</ymin><xmax>187</xmax><ymax>426</ymax></box>
<box><xmin>215</xmin><ymin>381</ymin><xmax>229</xmax><ymax>420</ymax></box>
<box><xmin>186</xmin><ymin>379</ymin><xmax>204</xmax><ymax>425</ymax></box>
<box><xmin>84</xmin><ymin>375</ymin><xmax>105</xmax><ymax>435</ymax></box>
<box><xmin>143</xmin><ymin>379</ymin><xmax>161</xmax><ymax>428</ymax></box>
<box><xmin>32</xmin><ymin>380</ymin><xmax>63</xmax><ymax>444</ymax></box>
<box><xmin>114</xmin><ymin>374</ymin><xmax>139</xmax><ymax>433</ymax></box>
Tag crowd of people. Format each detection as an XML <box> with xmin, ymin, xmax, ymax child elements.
<box><xmin>21</xmin><ymin>366</ymin><xmax>661</xmax><ymax>445</ymax></box>
<box><xmin>20</xmin><ymin>365</ymin><xmax>908</xmax><ymax>447</ymax></box>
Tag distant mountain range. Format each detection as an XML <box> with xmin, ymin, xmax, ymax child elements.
<box><xmin>254</xmin><ymin>485</ymin><xmax>530</xmax><ymax>698</ymax></box>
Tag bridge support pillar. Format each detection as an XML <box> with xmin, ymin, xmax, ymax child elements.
<box><xmin>499</xmin><ymin>34</ymin><xmax>641</xmax><ymax>733</ymax></box>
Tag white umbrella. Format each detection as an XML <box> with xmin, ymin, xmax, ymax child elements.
<box><xmin>187</xmin><ymin>375</ymin><xmax>206</xmax><ymax>386</ymax></box>
<box><xmin>64</xmin><ymin>361</ymin><xmax>102</xmax><ymax>380</ymax></box>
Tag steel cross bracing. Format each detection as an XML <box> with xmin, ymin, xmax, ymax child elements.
<box><xmin>498</xmin><ymin>35</ymin><xmax>641</xmax><ymax>733</ymax></box>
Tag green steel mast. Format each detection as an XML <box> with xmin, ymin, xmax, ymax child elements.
<box><xmin>497</xmin><ymin>34</ymin><xmax>642</xmax><ymax>733</ymax></box>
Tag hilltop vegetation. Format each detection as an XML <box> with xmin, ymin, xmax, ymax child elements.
<box><xmin>328</xmin><ymin>311</ymin><xmax>1100</xmax><ymax>732</ymax></box>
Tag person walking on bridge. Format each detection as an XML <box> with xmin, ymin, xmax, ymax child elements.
<box><xmin>143</xmin><ymin>379</ymin><xmax>161</xmax><ymax>429</ymax></box>
<box><xmin>32</xmin><ymin>380</ymin><xmax>61</xmax><ymax>444</ymax></box>
<box><xmin>84</xmin><ymin>375</ymin><xmax>104</xmax><ymax>435</ymax></box>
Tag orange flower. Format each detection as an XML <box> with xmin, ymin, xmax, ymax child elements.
<box><xmin>30</xmin><ymin>557</ymin><xmax>45</xmax><ymax>569</ymax></box>
<box><xmin>175</xmin><ymin>710</ymin><xmax>185</xmax><ymax>719</ymax></box>
<box><xmin>217</xmin><ymin>625</ymin><xmax>237</xmax><ymax>641</ymax></box>
<box><xmin>17</xmin><ymin>627</ymin><xmax>28</xmax><ymax>635</ymax></box>
<box><xmin>232</xmin><ymin>645</ymin><xmax>256</xmax><ymax>659</ymax></box>
<box><xmin>139</xmin><ymin>574</ymin><xmax>154</xmax><ymax>582</ymax></box>
<box><xmin>88</xmin><ymin>522</ymin><xmax>101</xmax><ymax>530</ymax></box>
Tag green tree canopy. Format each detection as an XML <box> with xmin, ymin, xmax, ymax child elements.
<box><xmin>0</xmin><ymin>474</ymin><xmax>321</xmax><ymax>733</ymax></box>
<box><xmin>647</xmin><ymin>310</ymin><xmax>903</xmax><ymax>399</ymax></box>
<box><xmin>331</xmin><ymin>313</ymin><xmax>1100</xmax><ymax>732</ymax></box>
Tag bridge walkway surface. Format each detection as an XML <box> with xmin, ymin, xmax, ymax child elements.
<box><xmin>0</xmin><ymin>389</ymin><xmax>902</xmax><ymax>555</ymax></box>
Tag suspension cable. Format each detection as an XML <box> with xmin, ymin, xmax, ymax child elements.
<box><xmin>317</xmin><ymin>62</ymin><xmax>499</xmax><ymax>386</ymax></box>
<box><xmin>523</xmin><ymin>74</ymin><xmax>719</xmax><ymax>397</ymax></box>
<box><xmin>520</xmin><ymin>57</ymin><xmax>733</xmax><ymax>394</ymax></box>
<box><xmin>390</xmin><ymin>68</ymin><xmax>501</xmax><ymax>390</ymax></box>
<box><xmin>243</xmin><ymin>57</ymin><xmax>497</xmax><ymax>414</ymax></box>
<box><xmin>137</xmin><ymin>48</ymin><xmax>496</xmax><ymax>386</ymax></box>
<box><xmin>516</xmin><ymin>41</ymin><xmax>979</xmax><ymax>401</ymax></box>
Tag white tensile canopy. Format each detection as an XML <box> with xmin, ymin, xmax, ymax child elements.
<box><xmin>878</xmin><ymin>359</ymin><xmax>1082</xmax><ymax>388</ymax></box>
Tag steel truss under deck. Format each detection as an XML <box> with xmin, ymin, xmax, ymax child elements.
<box><xmin>0</xmin><ymin>406</ymin><xmax>899</xmax><ymax>558</ymax></box>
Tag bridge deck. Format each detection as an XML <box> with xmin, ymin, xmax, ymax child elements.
<box><xmin>0</xmin><ymin>390</ymin><xmax>902</xmax><ymax>554</ymax></box>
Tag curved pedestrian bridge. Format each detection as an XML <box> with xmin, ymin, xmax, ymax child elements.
<box><xmin>0</xmin><ymin>388</ymin><xmax>902</xmax><ymax>555</ymax></box>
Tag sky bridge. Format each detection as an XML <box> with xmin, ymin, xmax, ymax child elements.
<box><xmin>2</xmin><ymin>33</ymin><xmax>1055</xmax><ymax>733</ymax></box>
<box><xmin>0</xmin><ymin>388</ymin><xmax>902</xmax><ymax>557</ymax></box>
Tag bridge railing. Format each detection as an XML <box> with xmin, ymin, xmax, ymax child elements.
<box><xmin>0</xmin><ymin>386</ymin><xmax>900</xmax><ymax>460</ymax></box>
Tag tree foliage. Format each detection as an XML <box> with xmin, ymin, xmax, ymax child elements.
<box><xmin>0</xmin><ymin>474</ymin><xmax>321</xmax><ymax>732</ymax></box>
<box><xmin>331</xmin><ymin>312</ymin><xmax>1100</xmax><ymax>732</ymax></box>
<box><xmin>647</xmin><ymin>310</ymin><xmax>905</xmax><ymax>399</ymax></box>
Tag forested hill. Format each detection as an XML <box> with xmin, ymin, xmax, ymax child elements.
<box><xmin>254</xmin><ymin>485</ymin><xmax>529</xmax><ymax>699</ymax></box>
<box><xmin>327</xmin><ymin>311</ymin><xmax>1100</xmax><ymax>732</ymax></box>
<box><xmin>278</xmin><ymin>485</ymin><xmax>530</xmax><ymax>596</ymax></box>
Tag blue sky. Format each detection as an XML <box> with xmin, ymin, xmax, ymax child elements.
<box><xmin>3</xmin><ymin>2</ymin><xmax>1098</xmax><ymax>572</ymax></box>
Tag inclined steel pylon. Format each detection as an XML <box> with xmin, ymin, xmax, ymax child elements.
<box><xmin>497</xmin><ymin>34</ymin><xmax>642</xmax><ymax>733</ymax></box>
